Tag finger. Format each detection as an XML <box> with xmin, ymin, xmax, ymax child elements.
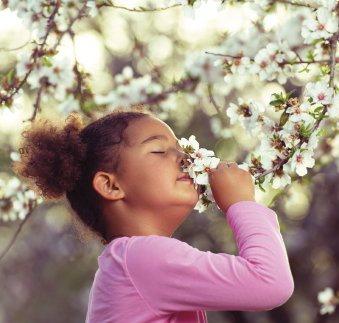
<box><xmin>227</xmin><ymin>162</ymin><xmax>238</xmax><ymax>168</ymax></box>
<box><xmin>214</xmin><ymin>161</ymin><xmax>229</xmax><ymax>170</ymax></box>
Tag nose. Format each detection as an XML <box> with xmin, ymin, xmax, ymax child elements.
<box><xmin>178</xmin><ymin>150</ymin><xmax>190</xmax><ymax>165</ymax></box>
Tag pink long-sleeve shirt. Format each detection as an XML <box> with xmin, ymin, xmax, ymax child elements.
<box><xmin>85</xmin><ymin>201</ymin><xmax>294</xmax><ymax>323</ymax></box>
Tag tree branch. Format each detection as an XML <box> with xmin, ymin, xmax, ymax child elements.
<box><xmin>52</xmin><ymin>1</ymin><xmax>89</xmax><ymax>52</ymax></box>
<box><xmin>126</xmin><ymin>77</ymin><xmax>199</xmax><ymax>107</ymax></box>
<box><xmin>0</xmin><ymin>201</ymin><xmax>36</xmax><ymax>262</ymax></box>
<box><xmin>103</xmin><ymin>3</ymin><xmax>181</xmax><ymax>12</ymax></box>
<box><xmin>0</xmin><ymin>33</ymin><xmax>32</xmax><ymax>52</ymax></box>
<box><xmin>205</xmin><ymin>51</ymin><xmax>332</xmax><ymax>65</ymax></box>
<box><xmin>7</xmin><ymin>5</ymin><xmax>59</xmax><ymax>101</ymax></box>
<box><xmin>270</xmin><ymin>0</ymin><xmax>314</xmax><ymax>8</ymax></box>
<box><xmin>207</xmin><ymin>84</ymin><xmax>222</xmax><ymax>115</ymax></box>
<box><xmin>27</xmin><ymin>76</ymin><xmax>47</xmax><ymax>122</ymax></box>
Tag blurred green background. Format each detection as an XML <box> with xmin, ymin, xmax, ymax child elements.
<box><xmin>0</xmin><ymin>1</ymin><xmax>338</xmax><ymax>322</ymax></box>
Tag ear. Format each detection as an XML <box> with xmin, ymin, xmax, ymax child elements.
<box><xmin>92</xmin><ymin>171</ymin><xmax>124</xmax><ymax>201</ymax></box>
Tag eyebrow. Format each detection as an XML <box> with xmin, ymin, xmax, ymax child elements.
<box><xmin>140</xmin><ymin>134</ymin><xmax>179</xmax><ymax>146</ymax></box>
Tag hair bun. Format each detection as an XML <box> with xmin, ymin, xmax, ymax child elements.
<box><xmin>13</xmin><ymin>113</ymin><xmax>86</xmax><ymax>202</ymax></box>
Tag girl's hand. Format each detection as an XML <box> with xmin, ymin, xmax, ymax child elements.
<box><xmin>209</xmin><ymin>161</ymin><xmax>256</xmax><ymax>214</ymax></box>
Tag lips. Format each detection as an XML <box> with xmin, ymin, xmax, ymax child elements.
<box><xmin>177</xmin><ymin>174</ymin><xmax>194</xmax><ymax>183</ymax></box>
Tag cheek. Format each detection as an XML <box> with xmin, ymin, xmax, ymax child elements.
<box><xmin>125</xmin><ymin>158</ymin><xmax>176</xmax><ymax>193</ymax></box>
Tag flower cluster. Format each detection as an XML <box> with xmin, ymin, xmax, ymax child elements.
<box><xmin>178</xmin><ymin>135</ymin><xmax>220</xmax><ymax>213</ymax></box>
<box><xmin>301</xmin><ymin>7</ymin><xmax>339</xmax><ymax>45</ymax></box>
<box><xmin>317</xmin><ymin>287</ymin><xmax>339</xmax><ymax>315</ymax></box>
<box><xmin>0</xmin><ymin>0</ymin><xmax>90</xmax><ymax>117</ymax></box>
<box><xmin>0</xmin><ymin>153</ymin><xmax>36</xmax><ymax>222</ymax></box>
<box><xmin>226</xmin><ymin>82</ymin><xmax>331</xmax><ymax>190</ymax></box>
<box><xmin>94</xmin><ymin>66</ymin><xmax>196</xmax><ymax>120</ymax></box>
<box><xmin>164</xmin><ymin>0</ymin><xmax>208</xmax><ymax>20</ymax></box>
<box><xmin>214</xmin><ymin>40</ymin><xmax>296</xmax><ymax>85</ymax></box>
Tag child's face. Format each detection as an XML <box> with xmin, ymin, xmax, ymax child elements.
<box><xmin>117</xmin><ymin>116</ymin><xmax>199</xmax><ymax>230</ymax></box>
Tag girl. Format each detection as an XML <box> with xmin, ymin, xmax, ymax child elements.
<box><xmin>14</xmin><ymin>105</ymin><xmax>294</xmax><ymax>323</ymax></box>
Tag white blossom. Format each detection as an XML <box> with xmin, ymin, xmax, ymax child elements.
<box><xmin>248</xmin><ymin>51</ymin><xmax>273</xmax><ymax>81</ymax></box>
<box><xmin>290</xmin><ymin>149</ymin><xmax>315</xmax><ymax>176</ymax></box>
<box><xmin>194</xmin><ymin>194</ymin><xmax>208</xmax><ymax>213</ymax></box>
<box><xmin>227</xmin><ymin>101</ymin><xmax>243</xmax><ymax>125</ymax></box>
<box><xmin>231</xmin><ymin>57</ymin><xmax>251</xmax><ymax>75</ymax></box>
<box><xmin>57</xmin><ymin>94</ymin><xmax>80</xmax><ymax>115</ymax></box>
<box><xmin>305</xmin><ymin>80</ymin><xmax>333</xmax><ymax>105</ymax></box>
<box><xmin>272</xmin><ymin>164</ymin><xmax>291</xmax><ymax>189</ymax></box>
<box><xmin>326</xmin><ymin>94</ymin><xmax>339</xmax><ymax>118</ymax></box>
<box><xmin>195</xmin><ymin>156</ymin><xmax>220</xmax><ymax>185</ymax></box>
<box><xmin>317</xmin><ymin>0</ymin><xmax>336</xmax><ymax>12</ymax></box>
<box><xmin>301</xmin><ymin>7</ymin><xmax>339</xmax><ymax>44</ymax></box>
<box><xmin>87</xmin><ymin>1</ymin><xmax>99</xmax><ymax>17</ymax></box>
<box><xmin>318</xmin><ymin>287</ymin><xmax>337</xmax><ymax>315</ymax></box>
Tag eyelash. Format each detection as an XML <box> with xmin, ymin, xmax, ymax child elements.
<box><xmin>152</xmin><ymin>152</ymin><xmax>165</xmax><ymax>154</ymax></box>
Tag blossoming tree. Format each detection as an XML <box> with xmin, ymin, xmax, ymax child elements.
<box><xmin>1</xmin><ymin>0</ymin><xmax>339</xmax><ymax>316</ymax></box>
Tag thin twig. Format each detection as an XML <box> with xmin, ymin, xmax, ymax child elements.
<box><xmin>207</xmin><ymin>84</ymin><xmax>222</xmax><ymax>115</ymax></box>
<box><xmin>28</xmin><ymin>77</ymin><xmax>47</xmax><ymax>122</ymax></box>
<box><xmin>7</xmin><ymin>6</ymin><xmax>59</xmax><ymax>101</ymax></box>
<box><xmin>103</xmin><ymin>3</ymin><xmax>181</xmax><ymax>12</ymax></box>
<box><xmin>205</xmin><ymin>52</ymin><xmax>244</xmax><ymax>60</ymax></box>
<box><xmin>0</xmin><ymin>33</ymin><xmax>32</xmax><ymax>52</ymax></box>
<box><xmin>0</xmin><ymin>202</ymin><xmax>36</xmax><ymax>262</ymax></box>
<box><xmin>52</xmin><ymin>1</ymin><xmax>89</xmax><ymax>52</ymax></box>
<box><xmin>308</xmin><ymin>33</ymin><xmax>338</xmax><ymax>133</ymax></box>
<box><xmin>205</xmin><ymin>51</ymin><xmax>332</xmax><ymax>65</ymax></box>
<box><xmin>271</xmin><ymin>0</ymin><xmax>314</xmax><ymax>8</ymax></box>
<box><xmin>125</xmin><ymin>77</ymin><xmax>198</xmax><ymax>108</ymax></box>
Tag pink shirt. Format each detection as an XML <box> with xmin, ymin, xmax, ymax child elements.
<box><xmin>85</xmin><ymin>201</ymin><xmax>294</xmax><ymax>323</ymax></box>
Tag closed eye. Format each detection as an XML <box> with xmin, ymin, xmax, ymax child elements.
<box><xmin>152</xmin><ymin>152</ymin><xmax>165</xmax><ymax>154</ymax></box>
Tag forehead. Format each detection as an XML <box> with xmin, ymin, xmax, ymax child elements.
<box><xmin>126</xmin><ymin>116</ymin><xmax>176</xmax><ymax>146</ymax></box>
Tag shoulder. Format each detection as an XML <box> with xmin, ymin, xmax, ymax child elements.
<box><xmin>103</xmin><ymin>235</ymin><xmax>192</xmax><ymax>259</ymax></box>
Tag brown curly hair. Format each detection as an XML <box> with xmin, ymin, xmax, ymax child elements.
<box><xmin>13</xmin><ymin>106</ymin><xmax>152</xmax><ymax>243</ymax></box>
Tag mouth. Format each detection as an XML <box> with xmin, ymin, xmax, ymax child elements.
<box><xmin>177</xmin><ymin>174</ymin><xmax>194</xmax><ymax>183</ymax></box>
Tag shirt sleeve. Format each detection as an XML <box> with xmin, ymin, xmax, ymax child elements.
<box><xmin>124</xmin><ymin>201</ymin><xmax>294</xmax><ymax>316</ymax></box>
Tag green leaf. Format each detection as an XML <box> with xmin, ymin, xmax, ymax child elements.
<box><xmin>251</xmin><ymin>153</ymin><xmax>255</xmax><ymax>160</ymax></box>
<box><xmin>277</xmin><ymin>216</ymin><xmax>286</xmax><ymax>231</ymax></box>
<box><xmin>138</xmin><ymin>6</ymin><xmax>146</xmax><ymax>10</ymax></box>
<box><xmin>300</xmin><ymin>124</ymin><xmax>305</xmax><ymax>133</ymax></box>
<box><xmin>291</xmin><ymin>143</ymin><xmax>296</xmax><ymax>152</ymax></box>
<box><xmin>317</xmin><ymin>129</ymin><xmax>324</xmax><ymax>137</ymax></box>
<box><xmin>300</xmin><ymin>148</ymin><xmax>308</xmax><ymax>153</ymax></box>
<box><xmin>223</xmin><ymin>65</ymin><xmax>232</xmax><ymax>69</ymax></box>
<box><xmin>308</xmin><ymin>97</ymin><xmax>313</xmax><ymax>103</ymax></box>
<box><xmin>272</xmin><ymin>93</ymin><xmax>280</xmax><ymax>99</ymax></box>
<box><xmin>258</xmin><ymin>155</ymin><xmax>261</xmax><ymax>163</ymax></box>
<box><xmin>45</xmin><ymin>50</ymin><xmax>59</xmax><ymax>57</ymax></box>
<box><xmin>298</xmin><ymin>66</ymin><xmax>310</xmax><ymax>73</ymax></box>
<box><xmin>43</xmin><ymin>57</ymin><xmax>52</xmax><ymax>67</ymax></box>
<box><xmin>287</xmin><ymin>152</ymin><xmax>295</xmax><ymax>159</ymax></box>
<box><xmin>302</xmin><ymin>132</ymin><xmax>312</xmax><ymax>137</ymax></box>
<box><xmin>309</xmin><ymin>38</ymin><xmax>323</xmax><ymax>46</ymax></box>
<box><xmin>7</xmin><ymin>69</ymin><xmax>14</xmax><ymax>83</ymax></box>
<box><xmin>286</xmin><ymin>89</ymin><xmax>296</xmax><ymax>100</ymax></box>
<box><xmin>280</xmin><ymin>111</ymin><xmax>289</xmax><ymax>126</ymax></box>
<box><xmin>269</xmin><ymin>99</ymin><xmax>284</xmax><ymax>106</ymax></box>
<box><xmin>305</xmin><ymin>123</ymin><xmax>312</xmax><ymax>131</ymax></box>
<box><xmin>314</xmin><ymin>106</ymin><xmax>324</xmax><ymax>113</ymax></box>
<box><xmin>258</xmin><ymin>183</ymin><xmax>266</xmax><ymax>193</ymax></box>
<box><xmin>259</xmin><ymin>176</ymin><xmax>265</xmax><ymax>184</ymax></box>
